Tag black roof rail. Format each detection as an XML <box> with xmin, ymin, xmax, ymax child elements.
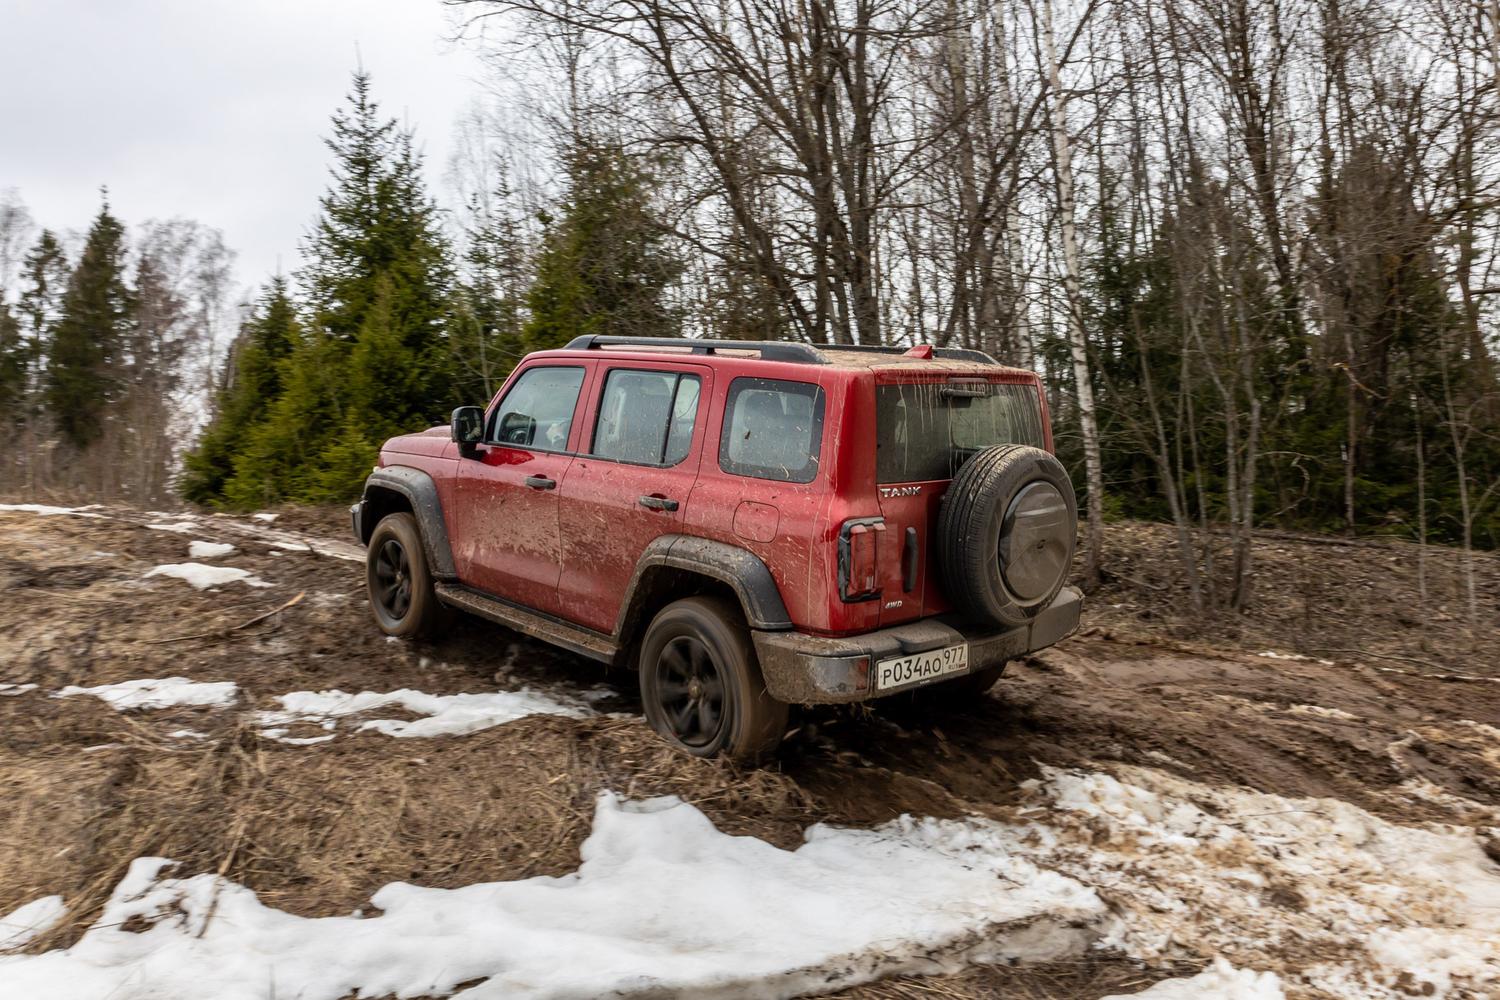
<box><xmin>825</xmin><ymin>343</ymin><xmax>1000</xmax><ymax>365</ymax></box>
<box><xmin>563</xmin><ymin>335</ymin><xmax>827</xmax><ymax>365</ymax></box>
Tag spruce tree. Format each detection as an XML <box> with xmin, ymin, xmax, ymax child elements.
<box><xmin>523</xmin><ymin>144</ymin><xmax>680</xmax><ymax>351</ymax></box>
<box><xmin>0</xmin><ymin>303</ymin><xmax>23</xmax><ymax>427</ymax></box>
<box><xmin>46</xmin><ymin>204</ymin><xmax>131</xmax><ymax>448</ymax></box>
<box><xmin>216</xmin><ymin>72</ymin><xmax>455</xmax><ymax>504</ymax></box>
<box><xmin>181</xmin><ymin>277</ymin><xmax>299</xmax><ymax>503</ymax></box>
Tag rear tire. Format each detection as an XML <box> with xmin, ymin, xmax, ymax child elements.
<box><xmin>639</xmin><ymin>597</ymin><xmax>788</xmax><ymax>763</ymax></box>
<box><xmin>366</xmin><ymin>512</ymin><xmax>444</xmax><ymax>639</ymax></box>
<box><xmin>933</xmin><ymin>661</ymin><xmax>1007</xmax><ymax>700</ymax></box>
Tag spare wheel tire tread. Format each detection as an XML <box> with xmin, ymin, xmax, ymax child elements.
<box><xmin>938</xmin><ymin>444</ymin><xmax>1077</xmax><ymax>629</ymax></box>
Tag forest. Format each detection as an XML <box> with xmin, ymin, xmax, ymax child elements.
<box><xmin>0</xmin><ymin>0</ymin><xmax>1495</xmax><ymax>620</ymax></box>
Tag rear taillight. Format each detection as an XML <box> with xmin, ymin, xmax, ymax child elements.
<box><xmin>838</xmin><ymin>516</ymin><xmax>884</xmax><ymax>602</ymax></box>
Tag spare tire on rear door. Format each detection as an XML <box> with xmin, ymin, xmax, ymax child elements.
<box><xmin>937</xmin><ymin>444</ymin><xmax>1077</xmax><ymax>629</ymax></box>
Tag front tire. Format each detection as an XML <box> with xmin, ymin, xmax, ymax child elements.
<box><xmin>366</xmin><ymin>512</ymin><xmax>443</xmax><ymax>639</ymax></box>
<box><xmin>639</xmin><ymin>597</ymin><xmax>788</xmax><ymax>763</ymax></box>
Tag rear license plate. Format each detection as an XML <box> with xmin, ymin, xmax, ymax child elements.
<box><xmin>875</xmin><ymin>643</ymin><xmax>970</xmax><ymax>691</ymax></box>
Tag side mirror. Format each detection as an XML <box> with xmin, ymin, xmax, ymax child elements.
<box><xmin>451</xmin><ymin>406</ymin><xmax>484</xmax><ymax>455</ymax></box>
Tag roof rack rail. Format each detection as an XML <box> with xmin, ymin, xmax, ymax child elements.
<box><xmin>826</xmin><ymin>343</ymin><xmax>1000</xmax><ymax>365</ymax></box>
<box><xmin>563</xmin><ymin>335</ymin><xmax>827</xmax><ymax>365</ymax></box>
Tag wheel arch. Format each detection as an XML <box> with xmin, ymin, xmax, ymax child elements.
<box><xmin>615</xmin><ymin>536</ymin><xmax>792</xmax><ymax>654</ymax></box>
<box><xmin>359</xmin><ymin>466</ymin><xmax>457</xmax><ymax>579</ymax></box>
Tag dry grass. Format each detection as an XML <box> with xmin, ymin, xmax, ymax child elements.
<box><xmin>0</xmin><ymin>713</ymin><xmax>815</xmax><ymax>952</ymax></box>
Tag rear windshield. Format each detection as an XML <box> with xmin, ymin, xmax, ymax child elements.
<box><xmin>876</xmin><ymin>381</ymin><xmax>1045</xmax><ymax>483</ymax></box>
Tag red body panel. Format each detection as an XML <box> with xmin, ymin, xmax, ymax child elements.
<box><xmin>377</xmin><ymin>346</ymin><xmax>1053</xmax><ymax>640</ymax></box>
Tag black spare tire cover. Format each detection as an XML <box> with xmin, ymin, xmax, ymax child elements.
<box><xmin>937</xmin><ymin>444</ymin><xmax>1077</xmax><ymax>629</ymax></box>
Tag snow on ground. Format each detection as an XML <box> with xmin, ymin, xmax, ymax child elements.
<box><xmin>257</xmin><ymin>687</ymin><xmax>593</xmax><ymax>740</ymax></box>
<box><xmin>251</xmin><ymin>512</ymin><xmax>278</xmax><ymax>522</ymax></box>
<box><xmin>987</xmin><ymin>764</ymin><xmax>1500</xmax><ymax>999</ymax></box>
<box><xmin>0</xmin><ymin>896</ymin><xmax>66</xmax><ymax>952</ymax></box>
<box><xmin>55</xmin><ymin>678</ymin><xmax>239</xmax><ymax>711</ymax></box>
<box><xmin>186</xmin><ymin>540</ymin><xmax>235</xmax><ymax>560</ymax></box>
<box><xmin>145</xmin><ymin>520</ymin><xmax>199</xmax><ymax>534</ymax></box>
<box><xmin>0</xmin><ymin>793</ymin><xmax>1104</xmax><ymax>1000</ymax></box>
<box><xmin>0</xmin><ymin>503</ymin><xmax>104</xmax><ymax>518</ymax></box>
<box><xmin>1</xmin><ymin>762</ymin><xmax>1496</xmax><ymax>997</ymax></box>
<box><xmin>143</xmin><ymin>563</ymin><xmax>270</xmax><ymax>590</ymax></box>
<box><xmin>0</xmin><ymin>684</ymin><xmax>37</xmax><ymax>696</ymax></box>
<box><xmin>1100</xmin><ymin>960</ymin><xmax>1284</xmax><ymax>999</ymax></box>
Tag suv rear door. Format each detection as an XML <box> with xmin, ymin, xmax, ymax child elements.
<box><xmin>451</xmin><ymin>361</ymin><xmax>595</xmax><ymax>616</ymax></box>
<box><xmin>872</xmin><ymin>372</ymin><xmax>1049</xmax><ymax>626</ymax></box>
<box><xmin>556</xmin><ymin>359</ymin><xmax>710</xmax><ymax>633</ymax></box>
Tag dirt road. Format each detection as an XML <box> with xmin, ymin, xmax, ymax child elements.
<box><xmin>1</xmin><ymin>503</ymin><xmax>1496</xmax><ymax>998</ymax></box>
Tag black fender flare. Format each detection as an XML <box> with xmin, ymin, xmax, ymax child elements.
<box><xmin>359</xmin><ymin>466</ymin><xmax>457</xmax><ymax>579</ymax></box>
<box><xmin>618</xmin><ymin>535</ymin><xmax>792</xmax><ymax>636</ymax></box>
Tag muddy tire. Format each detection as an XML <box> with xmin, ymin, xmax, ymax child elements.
<box><xmin>931</xmin><ymin>661</ymin><xmax>1007</xmax><ymax>700</ymax></box>
<box><xmin>639</xmin><ymin>597</ymin><xmax>789</xmax><ymax>763</ymax></box>
<box><xmin>937</xmin><ymin>445</ymin><xmax>1077</xmax><ymax>629</ymax></box>
<box><xmin>366</xmin><ymin>512</ymin><xmax>444</xmax><ymax>639</ymax></box>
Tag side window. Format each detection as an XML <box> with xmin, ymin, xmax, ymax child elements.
<box><xmin>591</xmin><ymin>369</ymin><xmax>703</xmax><ymax>466</ymax></box>
<box><xmin>719</xmin><ymin>377</ymin><xmax>826</xmax><ymax>484</ymax></box>
<box><xmin>489</xmin><ymin>366</ymin><xmax>585</xmax><ymax>450</ymax></box>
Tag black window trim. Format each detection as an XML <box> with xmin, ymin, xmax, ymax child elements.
<box><xmin>718</xmin><ymin>375</ymin><xmax>828</xmax><ymax>485</ymax></box>
<box><xmin>587</xmin><ymin>367</ymin><xmax>703</xmax><ymax>469</ymax></box>
<box><xmin>484</xmin><ymin>363</ymin><xmax>588</xmax><ymax>455</ymax></box>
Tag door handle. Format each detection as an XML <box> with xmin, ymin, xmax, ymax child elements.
<box><xmin>638</xmin><ymin>495</ymin><xmax>679</xmax><ymax>512</ymax></box>
<box><xmin>524</xmin><ymin>476</ymin><xmax>556</xmax><ymax>490</ymax></box>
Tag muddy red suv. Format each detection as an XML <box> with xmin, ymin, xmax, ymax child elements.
<box><xmin>353</xmin><ymin>336</ymin><xmax>1082</xmax><ymax>760</ymax></box>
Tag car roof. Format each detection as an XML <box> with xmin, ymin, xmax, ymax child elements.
<box><xmin>533</xmin><ymin>336</ymin><xmax>1036</xmax><ymax>379</ymax></box>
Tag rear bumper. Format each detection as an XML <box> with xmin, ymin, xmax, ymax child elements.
<box><xmin>751</xmin><ymin>586</ymin><xmax>1083</xmax><ymax>703</ymax></box>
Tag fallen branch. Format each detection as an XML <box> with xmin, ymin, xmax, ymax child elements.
<box><xmin>144</xmin><ymin>591</ymin><xmax>305</xmax><ymax>645</ymax></box>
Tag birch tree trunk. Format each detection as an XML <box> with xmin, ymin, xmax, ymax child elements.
<box><xmin>1040</xmin><ymin>0</ymin><xmax>1105</xmax><ymax>589</ymax></box>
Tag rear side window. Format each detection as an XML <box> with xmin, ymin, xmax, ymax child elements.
<box><xmin>876</xmin><ymin>381</ymin><xmax>1044</xmax><ymax>483</ymax></box>
<box><xmin>591</xmin><ymin>369</ymin><xmax>703</xmax><ymax>466</ymax></box>
<box><xmin>490</xmin><ymin>366</ymin><xmax>585</xmax><ymax>450</ymax></box>
<box><xmin>720</xmin><ymin>377</ymin><xmax>826</xmax><ymax>483</ymax></box>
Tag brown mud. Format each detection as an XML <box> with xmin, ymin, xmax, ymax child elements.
<box><xmin>0</xmin><ymin>504</ymin><xmax>1496</xmax><ymax>998</ymax></box>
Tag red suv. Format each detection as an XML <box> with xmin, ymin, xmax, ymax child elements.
<box><xmin>353</xmin><ymin>336</ymin><xmax>1081</xmax><ymax>760</ymax></box>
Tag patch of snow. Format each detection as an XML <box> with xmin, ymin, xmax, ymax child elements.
<box><xmin>1286</xmin><ymin>703</ymin><xmax>1359</xmax><ymax>722</ymax></box>
<box><xmin>0</xmin><ymin>793</ymin><xmax>1103</xmax><ymax>1000</ymax></box>
<box><xmin>186</xmin><ymin>541</ymin><xmax>235</xmax><ymax>560</ymax></box>
<box><xmin>1101</xmin><ymin>960</ymin><xmax>1284</xmax><ymax>999</ymax></box>
<box><xmin>145</xmin><ymin>521</ymin><xmax>199</xmax><ymax>534</ymax></box>
<box><xmin>144</xmin><ymin>563</ymin><xmax>270</xmax><ymax>590</ymax></box>
<box><xmin>251</xmin><ymin>512</ymin><xmax>278</xmax><ymax>522</ymax></box>
<box><xmin>56</xmin><ymin>678</ymin><xmax>239</xmax><ymax>711</ymax></box>
<box><xmin>0</xmin><ymin>503</ymin><xmax>104</xmax><ymax>518</ymax></box>
<box><xmin>1255</xmin><ymin>649</ymin><xmax>1334</xmax><ymax>665</ymax></box>
<box><xmin>166</xmin><ymin>729</ymin><xmax>208</xmax><ymax>740</ymax></box>
<box><xmin>0</xmin><ymin>683</ymin><xmax>37</xmax><ymax>696</ymax></box>
<box><xmin>996</xmin><ymin>765</ymin><xmax>1500</xmax><ymax>999</ymax></box>
<box><xmin>258</xmin><ymin>687</ymin><xmax>592</xmax><ymax>740</ymax></box>
<box><xmin>269</xmin><ymin>540</ymin><xmax>311</xmax><ymax>552</ymax></box>
<box><xmin>0</xmin><ymin>896</ymin><xmax>66</xmax><ymax>952</ymax></box>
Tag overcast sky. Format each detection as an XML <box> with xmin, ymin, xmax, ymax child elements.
<box><xmin>0</xmin><ymin>0</ymin><xmax>490</xmax><ymax>298</ymax></box>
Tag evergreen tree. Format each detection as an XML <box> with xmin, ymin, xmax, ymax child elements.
<box><xmin>450</xmin><ymin>172</ymin><xmax>529</xmax><ymax>400</ymax></box>
<box><xmin>209</xmin><ymin>72</ymin><xmax>455</xmax><ymax>505</ymax></box>
<box><xmin>180</xmin><ymin>277</ymin><xmax>299</xmax><ymax>503</ymax></box>
<box><xmin>523</xmin><ymin>144</ymin><xmax>680</xmax><ymax>351</ymax></box>
<box><xmin>0</xmin><ymin>302</ymin><xmax>23</xmax><ymax>426</ymax></box>
<box><xmin>46</xmin><ymin>203</ymin><xmax>131</xmax><ymax>448</ymax></box>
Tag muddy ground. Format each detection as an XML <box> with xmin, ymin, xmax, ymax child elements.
<box><xmin>0</xmin><ymin>504</ymin><xmax>1496</xmax><ymax>998</ymax></box>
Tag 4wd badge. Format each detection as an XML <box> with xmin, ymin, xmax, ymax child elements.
<box><xmin>879</xmin><ymin>486</ymin><xmax>922</xmax><ymax>497</ymax></box>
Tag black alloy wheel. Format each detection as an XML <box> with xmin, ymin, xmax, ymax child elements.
<box><xmin>638</xmin><ymin>596</ymin><xmax>788</xmax><ymax>762</ymax></box>
<box><xmin>365</xmin><ymin>511</ymin><xmax>444</xmax><ymax>638</ymax></box>
<box><xmin>373</xmin><ymin>537</ymin><xmax>412</xmax><ymax>620</ymax></box>
<box><xmin>654</xmin><ymin>634</ymin><xmax>727</xmax><ymax>748</ymax></box>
